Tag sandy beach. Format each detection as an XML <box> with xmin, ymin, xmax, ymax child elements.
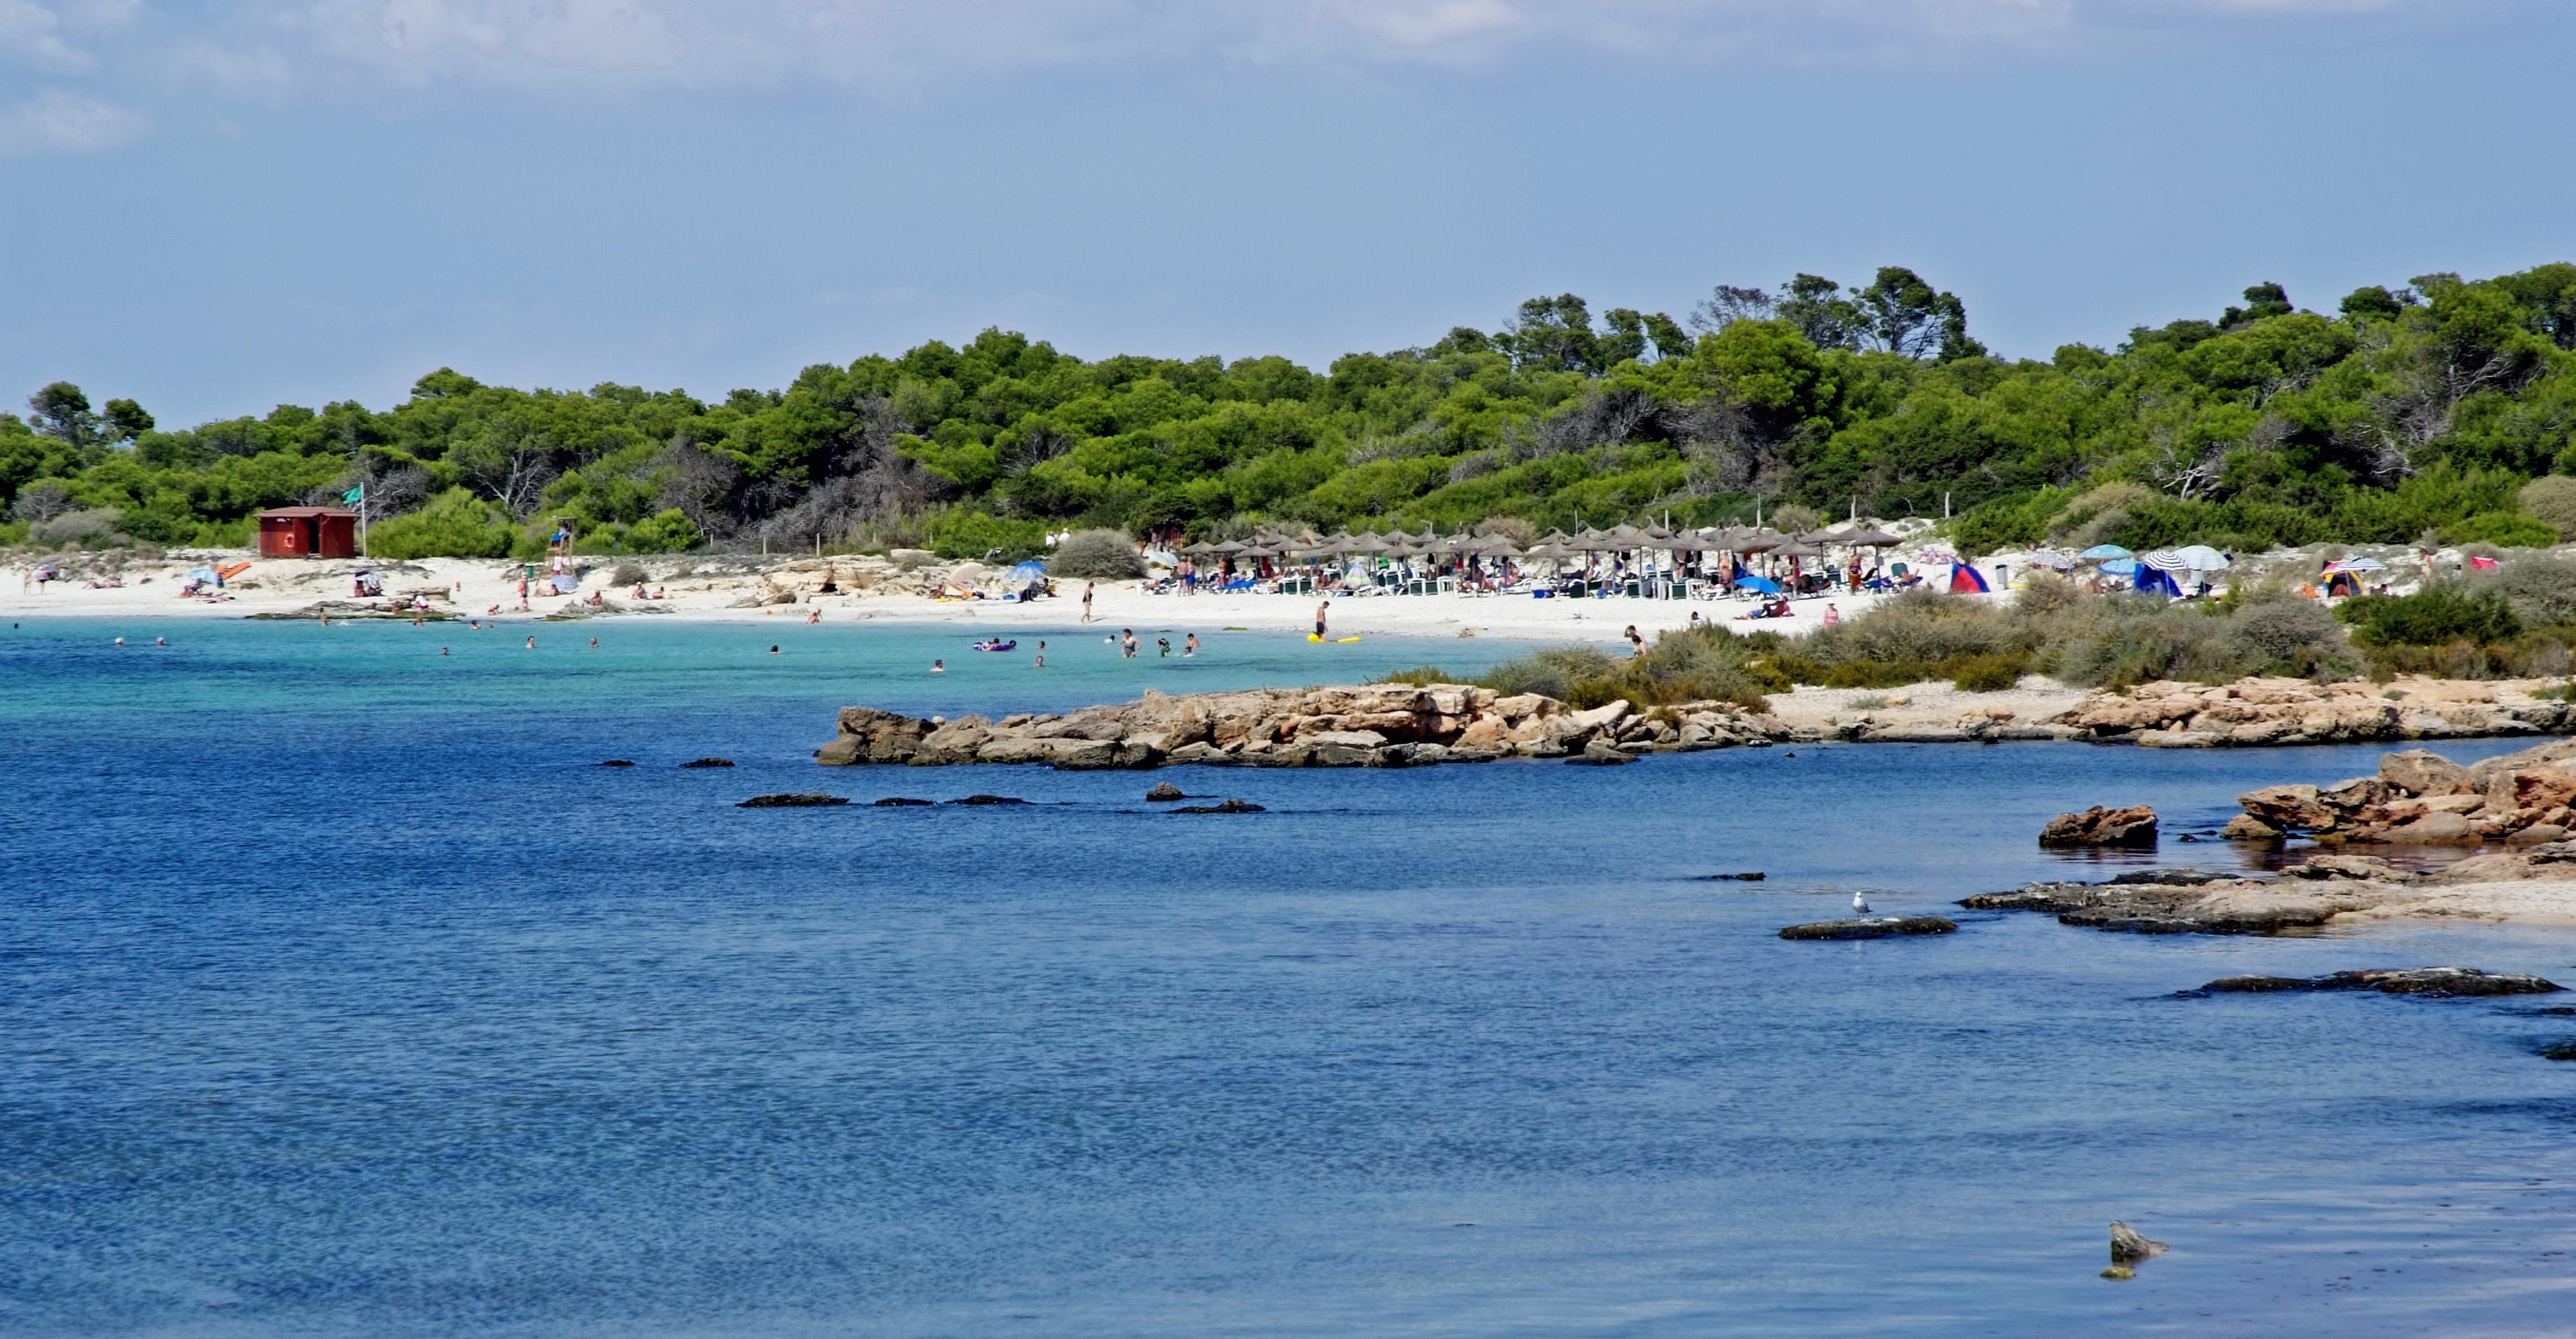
<box><xmin>0</xmin><ymin>550</ymin><xmax>1918</xmax><ymax>644</ymax></box>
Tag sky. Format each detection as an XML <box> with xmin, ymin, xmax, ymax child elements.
<box><xmin>4</xmin><ymin>0</ymin><xmax>2573</xmax><ymax>427</ymax></box>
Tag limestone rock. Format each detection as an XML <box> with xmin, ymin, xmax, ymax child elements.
<box><xmin>1778</xmin><ymin>915</ymin><xmax>1958</xmax><ymax>940</ymax></box>
<box><xmin>2198</xmin><ymin>967</ymin><xmax>2563</xmax><ymax>997</ymax></box>
<box><xmin>2038</xmin><ymin>805</ymin><xmax>2158</xmax><ymax>848</ymax></box>
<box><xmin>2239</xmin><ymin>784</ymin><xmax>2335</xmax><ymax>832</ymax></box>
<box><xmin>2221</xmin><ymin>814</ymin><xmax>2281</xmax><ymax>840</ymax></box>
<box><xmin>1145</xmin><ymin>781</ymin><xmax>1186</xmax><ymax>802</ymax></box>
<box><xmin>2380</xmin><ymin>748</ymin><xmax>2469</xmax><ymax>797</ymax></box>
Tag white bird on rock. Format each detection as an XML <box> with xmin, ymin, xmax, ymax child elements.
<box><xmin>1852</xmin><ymin>892</ymin><xmax>1872</xmax><ymax>915</ymax></box>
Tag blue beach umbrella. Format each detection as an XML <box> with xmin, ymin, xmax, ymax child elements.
<box><xmin>2100</xmin><ymin>558</ymin><xmax>2140</xmax><ymax>576</ymax></box>
<box><xmin>1008</xmin><ymin>560</ymin><xmax>1048</xmax><ymax>582</ymax></box>
<box><xmin>2078</xmin><ymin>545</ymin><xmax>2131</xmax><ymax>560</ymax></box>
<box><xmin>1735</xmin><ymin>574</ymin><xmax>1783</xmax><ymax>594</ymax></box>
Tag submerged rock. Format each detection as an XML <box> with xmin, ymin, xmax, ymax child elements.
<box><xmin>2110</xmin><ymin>1221</ymin><xmax>2168</xmax><ymax>1264</ymax></box>
<box><xmin>737</xmin><ymin>792</ymin><xmax>849</xmax><ymax>807</ymax></box>
<box><xmin>949</xmin><ymin>794</ymin><xmax>1029</xmax><ymax>806</ymax></box>
<box><xmin>2542</xmin><ymin>1041</ymin><xmax>2576</xmax><ymax>1061</ymax></box>
<box><xmin>2195</xmin><ymin>967</ymin><xmax>2564</xmax><ymax>997</ymax></box>
<box><xmin>681</xmin><ymin>757</ymin><xmax>736</xmax><ymax>768</ymax></box>
<box><xmin>598</xmin><ymin>759</ymin><xmax>637</xmax><ymax>767</ymax></box>
<box><xmin>1696</xmin><ymin>871</ymin><xmax>1766</xmax><ymax>882</ymax></box>
<box><xmin>872</xmin><ymin>796</ymin><xmax>935</xmax><ymax>806</ymax></box>
<box><xmin>2038</xmin><ymin>805</ymin><xmax>2158</xmax><ymax>847</ymax></box>
<box><xmin>1778</xmin><ymin>915</ymin><xmax>1957</xmax><ymax>940</ymax></box>
<box><xmin>1174</xmin><ymin>798</ymin><xmax>1265</xmax><ymax>814</ymax></box>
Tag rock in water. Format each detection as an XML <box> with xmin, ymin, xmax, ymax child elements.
<box><xmin>1174</xmin><ymin>798</ymin><xmax>1265</xmax><ymax>814</ymax></box>
<box><xmin>599</xmin><ymin>759</ymin><xmax>637</xmax><ymax>767</ymax></box>
<box><xmin>949</xmin><ymin>794</ymin><xmax>1029</xmax><ymax>806</ymax></box>
<box><xmin>2220</xmin><ymin>814</ymin><xmax>2280</xmax><ymax>840</ymax></box>
<box><xmin>2540</xmin><ymin>1041</ymin><xmax>2576</xmax><ymax>1061</ymax></box>
<box><xmin>2038</xmin><ymin>805</ymin><xmax>2158</xmax><ymax>847</ymax></box>
<box><xmin>681</xmin><ymin>757</ymin><xmax>736</xmax><ymax>768</ymax></box>
<box><xmin>1778</xmin><ymin>915</ymin><xmax>1958</xmax><ymax>940</ymax></box>
<box><xmin>2197</xmin><ymin>967</ymin><xmax>2564</xmax><ymax>997</ymax></box>
<box><xmin>2110</xmin><ymin>1221</ymin><xmax>2167</xmax><ymax>1264</ymax></box>
<box><xmin>1145</xmin><ymin>782</ymin><xmax>1187</xmax><ymax>802</ymax></box>
<box><xmin>1564</xmin><ymin>740</ymin><xmax>1636</xmax><ymax>766</ymax></box>
<box><xmin>872</xmin><ymin>797</ymin><xmax>935</xmax><ymax>806</ymax></box>
<box><xmin>737</xmin><ymin>792</ymin><xmax>850</xmax><ymax>807</ymax></box>
<box><xmin>1695</xmin><ymin>871</ymin><xmax>1766</xmax><ymax>882</ymax></box>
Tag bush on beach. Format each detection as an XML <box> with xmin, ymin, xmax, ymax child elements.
<box><xmin>1050</xmin><ymin>529</ymin><xmax>1146</xmax><ymax>579</ymax></box>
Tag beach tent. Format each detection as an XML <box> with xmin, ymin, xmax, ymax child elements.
<box><xmin>2133</xmin><ymin>565</ymin><xmax>2182</xmax><ymax>598</ymax></box>
<box><xmin>1008</xmin><ymin>560</ymin><xmax>1048</xmax><ymax>582</ymax></box>
<box><xmin>2324</xmin><ymin>570</ymin><xmax>2365</xmax><ymax>598</ymax></box>
<box><xmin>1947</xmin><ymin>563</ymin><xmax>1990</xmax><ymax>594</ymax></box>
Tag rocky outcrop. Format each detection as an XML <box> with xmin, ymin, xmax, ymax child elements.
<box><xmin>2038</xmin><ymin>805</ymin><xmax>2158</xmax><ymax>847</ymax></box>
<box><xmin>1778</xmin><ymin>915</ymin><xmax>1959</xmax><ymax>940</ymax></box>
<box><xmin>737</xmin><ymin>792</ymin><xmax>849</xmax><ymax>807</ymax></box>
<box><xmin>2227</xmin><ymin>739</ymin><xmax>2576</xmax><ymax>846</ymax></box>
<box><xmin>1961</xmin><ymin>864</ymin><xmax>2403</xmax><ymax>935</ymax></box>
<box><xmin>1966</xmin><ymin>847</ymin><xmax>2576</xmax><ymax>934</ymax></box>
<box><xmin>2051</xmin><ymin>676</ymin><xmax>2574</xmax><ymax>747</ymax></box>
<box><xmin>816</xmin><ymin>684</ymin><xmax>1789</xmax><ymax>770</ymax></box>
<box><xmin>1173</xmin><ymin>798</ymin><xmax>1265</xmax><ymax>814</ymax></box>
<box><xmin>2194</xmin><ymin>967</ymin><xmax>2564</xmax><ymax>997</ymax></box>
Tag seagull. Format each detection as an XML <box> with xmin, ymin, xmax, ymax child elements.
<box><xmin>1852</xmin><ymin>891</ymin><xmax>1872</xmax><ymax>915</ymax></box>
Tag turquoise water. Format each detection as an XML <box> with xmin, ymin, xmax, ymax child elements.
<box><xmin>6</xmin><ymin>617</ymin><xmax>2576</xmax><ymax>1336</ymax></box>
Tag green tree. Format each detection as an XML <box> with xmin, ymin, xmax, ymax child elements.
<box><xmin>27</xmin><ymin>383</ymin><xmax>97</xmax><ymax>446</ymax></box>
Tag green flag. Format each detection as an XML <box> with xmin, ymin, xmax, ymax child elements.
<box><xmin>343</xmin><ymin>486</ymin><xmax>364</xmax><ymax>506</ymax></box>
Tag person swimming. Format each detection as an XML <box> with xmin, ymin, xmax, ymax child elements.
<box><xmin>931</xmin><ymin>658</ymin><xmax>945</xmax><ymax>673</ymax></box>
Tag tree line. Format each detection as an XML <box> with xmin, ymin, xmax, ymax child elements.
<box><xmin>6</xmin><ymin>262</ymin><xmax>2573</xmax><ymax>560</ymax></box>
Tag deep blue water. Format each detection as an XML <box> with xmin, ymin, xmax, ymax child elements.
<box><xmin>6</xmin><ymin>617</ymin><xmax>2576</xmax><ymax>1337</ymax></box>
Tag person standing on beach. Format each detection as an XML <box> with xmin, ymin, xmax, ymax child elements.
<box><xmin>1082</xmin><ymin>582</ymin><xmax>1095</xmax><ymax>623</ymax></box>
<box><xmin>1315</xmin><ymin>599</ymin><xmax>1329</xmax><ymax>640</ymax></box>
<box><xmin>1624</xmin><ymin>624</ymin><xmax>1645</xmax><ymax>657</ymax></box>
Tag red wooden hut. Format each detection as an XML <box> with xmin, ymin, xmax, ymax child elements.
<box><xmin>256</xmin><ymin>507</ymin><xmax>359</xmax><ymax>558</ymax></box>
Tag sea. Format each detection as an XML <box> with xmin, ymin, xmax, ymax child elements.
<box><xmin>4</xmin><ymin>616</ymin><xmax>2574</xmax><ymax>1337</ymax></box>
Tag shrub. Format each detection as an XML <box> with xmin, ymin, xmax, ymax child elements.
<box><xmin>623</xmin><ymin>509</ymin><xmax>702</xmax><ymax>554</ymax></box>
<box><xmin>1800</xmin><ymin>589</ymin><xmax>2018</xmax><ymax>665</ymax></box>
<box><xmin>1051</xmin><ymin>528</ymin><xmax>1146</xmax><ymax>578</ymax></box>
<box><xmin>1373</xmin><ymin>665</ymin><xmax>1455</xmax><ymax>687</ymax></box>
<box><xmin>2473</xmin><ymin>557</ymin><xmax>2576</xmax><ymax>629</ymax></box>
<box><xmin>366</xmin><ymin>488</ymin><xmax>514</xmax><ymax>559</ymax></box>
<box><xmin>2336</xmin><ymin>589</ymin><xmax>2523</xmax><ymax>647</ymax></box>
<box><xmin>2221</xmin><ymin>598</ymin><xmax>2356</xmax><ymax>678</ymax></box>
<box><xmin>2518</xmin><ymin>476</ymin><xmax>2576</xmax><ymax>539</ymax></box>
<box><xmin>1950</xmin><ymin>654</ymin><xmax>2024</xmax><ymax>692</ymax></box>
<box><xmin>609</xmin><ymin>561</ymin><xmax>649</xmax><ymax>588</ymax></box>
<box><xmin>29</xmin><ymin>508</ymin><xmax>124</xmax><ymax>548</ymax></box>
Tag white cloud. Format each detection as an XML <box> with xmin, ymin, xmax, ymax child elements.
<box><xmin>0</xmin><ymin>87</ymin><xmax>149</xmax><ymax>152</ymax></box>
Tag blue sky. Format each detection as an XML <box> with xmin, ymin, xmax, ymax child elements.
<box><xmin>5</xmin><ymin>0</ymin><xmax>2571</xmax><ymax>426</ymax></box>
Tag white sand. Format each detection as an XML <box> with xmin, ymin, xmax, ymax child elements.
<box><xmin>0</xmin><ymin>551</ymin><xmax>1930</xmax><ymax>645</ymax></box>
